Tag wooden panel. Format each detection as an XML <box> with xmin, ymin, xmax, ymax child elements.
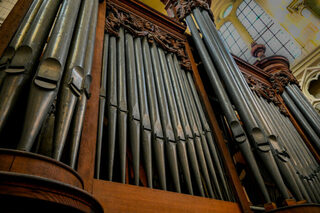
<box><xmin>0</xmin><ymin>171</ymin><xmax>103</xmax><ymax>213</ymax></box>
<box><xmin>268</xmin><ymin>204</ymin><xmax>320</xmax><ymax>213</ymax></box>
<box><xmin>77</xmin><ymin>1</ymin><xmax>106</xmax><ymax>193</ymax></box>
<box><xmin>93</xmin><ymin>179</ymin><xmax>241</xmax><ymax>213</ymax></box>
<box><xmin>184</xmin><ymin>41</ymin><xmax>252</xmax><ymax>213</ymax></box>
<box><xmin>0</xmin><ymin>0</ymin><xmax>33</xmax><ymax>56</ymax></box>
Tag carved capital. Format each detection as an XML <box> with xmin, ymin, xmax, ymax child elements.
<box><xmin>173</xmin><ymin>0</ymin><xmax>213</xmax><ymax>22</ymax></box>
<box><xmin>105</xmin><ymin>2</ymin><xmax>192</xmax><ymax>70</ymax></box>
<box><xmin>269</xmin><ymin>71</ymin><xmax>299</xmax><ymax>94</ymax></box>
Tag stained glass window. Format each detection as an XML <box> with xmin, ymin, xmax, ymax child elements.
<box><xmin>219</xmin><ymin>22</ymin><xmax>256</xmax><ymax>64</ymax></box>
<box><xmin>236</xmin><ymin>0</ymin><xmax>301</xmax><ymax>63</ymax></box>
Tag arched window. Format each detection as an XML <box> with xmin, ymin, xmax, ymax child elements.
<box><xmin>219</xmin><ymin>22</ymin><xmax>256</xmax><ymax>64</ymax></box>
<box><xmin>236</xmin><ymin>0</ymin><xmax>301</xmax><ymax>63</ymax></box>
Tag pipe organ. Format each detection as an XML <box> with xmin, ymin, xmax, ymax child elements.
<box><xmin>0</xmin><ymin>0</ymin><xmax>320</xmax><ymax>212</ymax></box>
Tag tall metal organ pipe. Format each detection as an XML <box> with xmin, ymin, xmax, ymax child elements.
<box><xmin>0</xmin><ymin>0</ymin><xmax>100</xmax><ymax>175</ymax></box>
<box><xmin>190</xmin><ymin>7</ymin><xmax>290</xmax><ymax>199</ymax></box>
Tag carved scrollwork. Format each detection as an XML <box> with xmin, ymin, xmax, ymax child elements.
<box><xmin>243</xmin><ymin>73</ymin><xmax>289</xmax><ymax>116</ymax></box>
<box><xmin>105</xmin><ymin>2</ymin><xmax>192</xmax><ymax>71</ymax></box>
<box><xmin>174</xmin><ymin>0</ymin><xmax>213</xmax><ymax>22</ymax></box>
<box><xmin>269</xmin><ymin>70</ymin><xmax>299</xmax><ymax>94</ymax></box>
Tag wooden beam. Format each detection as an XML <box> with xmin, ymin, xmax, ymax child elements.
<box><xmin>77</xmin><ymin>1</ymin><xmax>106</xmax><ymax>193</ymax></box>
<box><xmin>93</xmin><ymin>179</ymin><xmax>242</xmax><ymax>213</ymax></box>
<box><xmin>184</xmin><ymin>41</ymin><xmax>252</xmax><ymax>213</ymax></box>
<box><xmin>0</xmin><ymin>0</ymin><xmax>33</xmax><ymax>56</ymax></box>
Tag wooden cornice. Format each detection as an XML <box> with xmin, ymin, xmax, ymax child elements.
<box><xmin>232</xmin><ymin>54</ymin><xmax>271</xmax><ymax>86</ymax></box>
<box><xmin>110</xmin><ymin>0</ymin><xmax>186</xmax><ymax>39</ymax></box>
<box><xmin>107</xmin><ymin>0</ymin><xmax>192</xmax><ymax>70</ymax></box>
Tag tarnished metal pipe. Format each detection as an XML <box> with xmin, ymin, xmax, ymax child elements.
<box><xmin>186</xmin><ymin>71</ymin><xmax>233</xmax><ymax>201</ymax></box>
<box><xmin>194</xmin><ymin>8</ymin><xmax>289</xmax><ymax>199</ymax></box>
<box><xmin>167</xmin><ymin>53</ymin><xmax>204</xmax><ymax>196</ymax></box>
<box><xmin>116</xmin><ymin>28</ymin><xmax>128</xmax><ymax>183</ymax></box>
<box><xmin>0</xmin><ymin>0</ymin><xmax>44</xmax><ymax>86</ymax></box>
<box><xmin>158</xmin><ymin>48</ymin><xmax>193</xmax><ymax>195</ymax></box>
<box><xmin>52</xmin><ymin>0</ymin><xmax>94</xmax><ymax>160</ymax></box>
<box><xmin>252</xmin><ymin>93</ymin><xmax>302</xmax><ymax>201</ymax></box>
<box><xmin>265</xmin><ymin>100</ymin><xmax>314</xmax><ymax>202</ymax></box>
<box><xmin>142</xmin><ymin>38</ymin><xmax>166</xmax><ymax>190</ymax></box>
<box><xmin>286</xmin><ymin>85</ymin><xmax>320</xmax><ymax>135</ymax></box>
<box><xmin>173</xmin><ymin>54</ymin><xmax>216</xmax><ymax>198</ymax></box>
<box><xmin>134</xmin><ymin>37</ymin><xmax>153</xmax><ymax>188</ymax></box>
<box><xmin>150</xmin><ymin>43</ymin><xmax>180</xmax><ymax>193</ymax></box>
<box><xmin>105</xmin><ymin>36</ymin><xmax>118</xmax><ymax>181</ymax></box>
<box><xmin>36</xmin><ymin>104</ymin><xmax>55</xmax><ymax>157</ymax></box>
<box><xmin>0</xmin><ymin>0</ymin><xmax>62</xmax><ymax>135</ymax></box>
<box><xmin>282</xmin><ymin>91</ymin><xmax>320</xmax><ymax>150</ymax></box>
<box><xmin>181</xmin><ymin>70</ymin><xmax>223</xmax><ymax>199</ymax></box>
<box><xmin>17</xmin><ymin>0</ymin><xmax>78</xmax><ymax>151</ymax></box>
<box><xmin>96</xmin><ymin>34</ymin><xmax>109</xmax><ymax>179</ymax></box>
<box><xmin>291</xmin><ymin>84</ymin><xmax>320</xmax><ymax>123</ymax></box>
<box><xmin>125</xmin><ymin>33</ymin><xmax>141</xmax><ymax>185</ymax></box>
<box><xmin>185</xmin><ymin>14</ymin><xmax>270</xmax><ymax>202</ymax></box>
<box><xmin>68</xmin><ymin>0</ymin><xmax>98</xmax><ymax>169</ymax></box>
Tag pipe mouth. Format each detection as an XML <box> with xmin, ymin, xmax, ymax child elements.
<box><xmin>251</xmin><ymin>127</ymin><xmax>270</xmax><ymax>152</ymax></box>
<box><xmin>230</xmin><ymin>121</ymin><xmax>246</xmax><ymax>143</ymax></box>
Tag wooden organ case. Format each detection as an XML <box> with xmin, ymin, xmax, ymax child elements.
<box><xmin>0</xmin><ymin>0</ymin><xmax>320</xmax><ymax>213</ymax></box>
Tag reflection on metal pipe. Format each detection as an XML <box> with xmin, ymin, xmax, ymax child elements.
<box><xmin>53</xmin><ymin>0</ymin><xmax>94</xmax><ymax>160</ymax></box>
<box><xmin>69</xmin><ymin>0</ymin><xmax>98</xmax><ymax>169</ymax></box>
<box><xmin>134</xmin><ymin>37</ymin><xmax>153</xmax><ymax>188</ymax></box>
<box><xmin>0</xmin><ymin>0</ymin><xmax>62</xmax><ymax>135</ymax></box>
<box><xmin>125</xmin><ymin>33</ymin><xmax>141</xmax><ymax>185</ymax></box>
<box><xmin>150</xmin><ymin>43</ymin><xmax>180</xmax><ymax>192</ymax></box>
<box><xmin>0</xmin><ymin>0</ymin><xmax>44</xmax><ymax>87</ymax></box>
<box><xmin>185</xmin><ymin>13</ymin><xmax>270</xmax><ymax>202</ymax></box>
<box><xmin>168</xmin><ymin>53</ymin><xmax>204</xmax><ymax>196</ymax></box>
<box><xmin>106</xmin><ymin>36</ymin><xmax>118</xmax><ymax>181</ymax></box>
<box><xmin>142</xmin><ymin>38</ymin><xmax>166</xmax><ymax>190</ymax></box>
<box><xmin>96</xmin><ymin>34</ymin><xmax>109</xmax><ymax>179</ymax></box>
<box><xmin>282</xmin><ymin>91</ymin><xmax>320</xmax><ymax>150</ymax></box>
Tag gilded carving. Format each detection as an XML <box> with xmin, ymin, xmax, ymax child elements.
<box><xmin>105</xmin><ymin>2</ymin><xmax>192</xmax><ymax>70</ymax></box>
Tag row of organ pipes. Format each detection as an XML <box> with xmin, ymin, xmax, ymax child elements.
<box><xmin>0</xmin><ymin>0</ymin><xmax>320</xmax><ymax>208</ymax></box>
<box><xmin>0</xmin><ymin>0</ymin><xmax>98</xmax><ymax>168</ymax></box>
<box><xmin>95</xmin><ymin>1</ymin><xmax>320</xmax><ymax>206</ymax></box>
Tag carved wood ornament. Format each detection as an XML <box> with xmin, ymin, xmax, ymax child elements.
<box><xmin>269</xmin><ymin>70</ymin><xmax>300</xmax><ymax>94</ymax></box>
<box><xmin>174</xmin><ymin>0</ymin><xmax>214</xmax><ymax>22</ymax></box>
<box><xmin>105</xmin><ymin>2</ymin><xmax>192</xmax><ymax>70</ymax></box>
<box><xmin>243</xmin><ymin>73</ymin><xmax>289</xmax><ymax>116</ymax></box>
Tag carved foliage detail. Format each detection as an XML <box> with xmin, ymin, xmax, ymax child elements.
<box><xmin>105</xmin><ymin>2</ymin><xmax>192</xmax><ymax>70</ymax></box>
<box><xmin>243</xmin><ymin>73</ymin><xmax>289</xmax><ymax>116</ymax></box>
<box><xmin>174</xmin><ymin>0</ymin><xmax>213</xmax><ymax>22</ymax></box>
<box><xmin>269</xmin><ymin>70</ymin><xmax>299</xmax><ymax>94</ymax></box>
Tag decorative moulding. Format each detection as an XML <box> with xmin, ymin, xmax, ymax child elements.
<box><xmin>105</xmin><ymin>1</ymin><xmax>192</xmax><ymax>70</ymax></box>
